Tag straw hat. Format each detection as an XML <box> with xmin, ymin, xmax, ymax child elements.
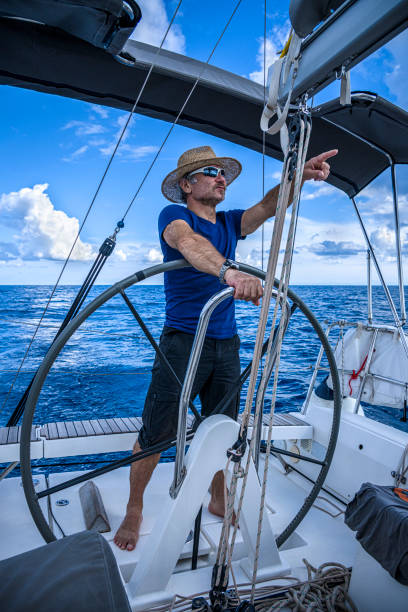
<box><xmin>161</xmin><ymin>146</ymin><xmax>242</xmax><ymax>203</ymax></box>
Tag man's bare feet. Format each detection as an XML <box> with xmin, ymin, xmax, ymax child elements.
<box><xmin>208</xmin><ymin>498</ymin><xmax>226</xmax><ymax>519</ymax></box>
<box><xmin>113</xmin><ymin>509</ymin><xmax>142</xmax><ymax>551</ymax></box>
<box><xmin>208</xmin><ymin>499</ymin><xmax>236</xmax><ymax>525</ymax></box>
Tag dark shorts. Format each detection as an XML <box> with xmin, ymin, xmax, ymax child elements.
<box><xmin>138</xmin><ymin>326</ymin><xmax>241</xmax><ymax>450</ymax></box>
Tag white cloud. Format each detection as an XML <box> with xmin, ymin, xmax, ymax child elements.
<box><xmin>384</xmin><ymin>29</ymin><xmax>408</xmax><ymax>109</ymax></box>
<box><xmin>131</xmin><ymin>0</ymin><xmax>186</xmax><ymax>54</ymax></box>
<box><xmin>62</xmin><ymin>120</ymin><xmax>105</xmax><ymax>136</ymax></box>
<box><xmin>114</xmin><ymin>249</ymin><xmax>127</xmax><ymax>261</ymax></box>
<box><xmin>0</xmin><ymin>185</ymin><xmax>95</xmax><ymax>262</ymax></box>
<box><xmin>249</xmin><ymin>23</ymin><xmax>291</xmax><ymax>84</ymax></box>
<box><xmin>301</xmin><ymin>182</ymin><xmax>337</xmax><ymax>200</ymax></box>
<box><xmin>147</xmin><ymin>247</ymin><xmax>162</xmax><ymax>263</ymax></box>
<box><xmin>90</xmin><ymin>105</ymin><xmax>109</xmax><ymax>119</ymax></box>
<box><xmin>98</xmin><ymin>115</ymin><xmax>158</xmax><ymax>159</ymax></box>
<box><xmin>62</xmin><ymin>145</ymin><xmax>89</xmax><ymax>163</ymax></box>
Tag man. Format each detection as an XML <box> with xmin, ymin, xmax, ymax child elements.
<box><xmin>114</xmin><ymin>145</ymin><xmax>337</xmax><ymax>551</ymax></box>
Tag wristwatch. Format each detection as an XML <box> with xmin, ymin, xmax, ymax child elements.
<box><xmin>218</xmin><ymin>259</ymin><xmax>239</xmax><ymax>284</ymax></box>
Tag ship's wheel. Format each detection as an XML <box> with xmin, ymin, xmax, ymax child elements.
<box><xmin>20</xmin><ymin>260</ymin><xmax>341</xmax><ymax>549</ymax></box>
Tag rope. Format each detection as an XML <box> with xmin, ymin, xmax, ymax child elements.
<box><xmin>147</xmin><ymin>560</ymin><xmax>355</xmax><ymax>612</ymax></box>
<box><xmin>261</xmin><ymin>0</ymin><xmax>267</xmax><ymax>274</ymax></box>
<box><xmin>210</xmin><ymin>109</ymin><xmax>312</xmax><ymax>605</ymax></box>
<box><xmin>250</xmin><ymin>116</ymin><xmax>311</xmax><ymax>601</ymax></box>
<box><xmin>0</xmin><ymin>1</ymin><xmax>184</xmax><ymax>416</ymax></box>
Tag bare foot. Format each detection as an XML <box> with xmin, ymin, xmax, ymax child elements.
<box><xmin>113</xmin><ymin>510</ymin><xmax>142</xmax><ymax>551</ymax></box>
<box><xmin>208</xmin><ymin>500</ymin><xmax>236</xmax><ymax>525</ymax></box>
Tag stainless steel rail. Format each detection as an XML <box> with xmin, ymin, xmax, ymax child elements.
<box><xmin>303</xmin><ymin>320</ymin><xmax>408</xmax><ymax>415</ymax></box>
<box><xmin>391</xmin><ymin>164</ymin><xmax>406</xmax><ymax>323</ymax></box>
<box><xmin>169</xmin><ymin>287</ymin><xmax>234</xmax><ymax>499</ymax></box>
<box><xmin>367</xmin><ymin>250</ymin><xmax>373</xmax><ymax>325</ymax></box>
<box><xmin>353</xmin><ymin>328</ymin><xmax>378</xmax><ymax>414</ymax></box>
<box><xmin>351</xmin><ymin>197</ymin><xmax>408</xmax><ymax>362</ymax></box>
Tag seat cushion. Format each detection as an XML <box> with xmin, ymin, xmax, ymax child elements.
<box><xmin>0</xmin><ymin>530</ymin><xmax>131</xmax><ymax>612</ymax></box>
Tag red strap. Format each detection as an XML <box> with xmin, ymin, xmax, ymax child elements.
<box><xmin>348</xmin><ymin>354</ymin><xmax>368</xmax><ymax>395</ymax></box>
<box><xmin>394</xmin><ymin>488</ymin><xmax>408</xmax><ymax>503</ymax></box>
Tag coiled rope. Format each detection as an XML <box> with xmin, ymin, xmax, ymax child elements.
<box><xmin>148</xmin><ymin>560</ymin><xmax>356</xmax><ymax>612</ymax></box>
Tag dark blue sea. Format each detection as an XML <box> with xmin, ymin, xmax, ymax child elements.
<box><xmin>1</xmin><ymin>284</ymin><xmax>407</xmax><ymax>474</ymax></box>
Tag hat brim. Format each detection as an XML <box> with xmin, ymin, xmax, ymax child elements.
<box><xmin>161</xmin><ymin>156</ymin><xmax>242</xmax><ymax>203</ymax></box>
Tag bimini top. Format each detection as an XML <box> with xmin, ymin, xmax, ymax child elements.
<box><xmin>311</xmin><ymin>92</ymin><xmax>408</xmax><ymax>197</ymax></box>
<box><xmin>0</xmin><ymin>14</ymin><xmax>407</xmax><ymax>198</ymax></box>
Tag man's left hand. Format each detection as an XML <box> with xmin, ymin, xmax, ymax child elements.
<box><xmin>303</xmin><ymin>149</ymin><xmax>338</xmax><ymax>182</ymax></box>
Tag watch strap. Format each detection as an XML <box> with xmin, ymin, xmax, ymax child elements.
<box><xmin>219</xmin><ymin>259</ymin><xmax>238</xmax><ymax>284</ymax></box>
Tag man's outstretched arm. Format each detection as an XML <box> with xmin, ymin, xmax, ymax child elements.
<box><xmin>241</xmin><ymin>149</ymin><xmax>338</xmax><ymax>236</ymax></box>
<box><xmin>163</xmin><ymin>219</ymin><xmax>263</xmax><ymax>305</ymax></box>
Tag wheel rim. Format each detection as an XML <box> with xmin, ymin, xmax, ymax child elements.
<box><xmin>20</xmin><ymin>260</ymin><xmax>341</xmax><ymax>546</ymax></box>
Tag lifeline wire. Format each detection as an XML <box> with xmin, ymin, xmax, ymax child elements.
<box><xmin>1</xmin><ymin>0</ymin><xmax>243</xmax><ymax>416</ymax></box>
<box><xmin>120</xmin><ymin>0</ymin><xmax>244</xmax><ymax>223</ymax></box>
<box><xmin>0</xmin><ymin>2</ymin><xmax>184</xmax><ymax>416</ymax></box>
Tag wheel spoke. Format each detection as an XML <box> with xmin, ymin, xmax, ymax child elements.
<box><xmin>267</xmin><ymin>444</ymin><xmax>326</xmax><ymax>466</ymax></box>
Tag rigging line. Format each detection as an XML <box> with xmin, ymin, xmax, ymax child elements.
<box><xmin>120</xmin><ymin>0</ymin><xmax>244</xmax><ymax>222</ymax></box>
<box><xmin>261</xmin><ymin>0</ymin><xmax>267</xmax><ymax>274</ymax></box>
<box><xmin>0</xmin><ymin>4</ymin><xmax>183</xmax><ymax>416</ymax></box>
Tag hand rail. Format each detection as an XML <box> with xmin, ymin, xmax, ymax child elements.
<box><xmin>169</xmin><ymin>287</ymin><xmax>234</xmax><ymax>499</ymax></box>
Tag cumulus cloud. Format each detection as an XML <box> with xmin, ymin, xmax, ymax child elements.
<box><xmin>249</xmin><ymin>23</ymin><xmax>291</xmax><ymax>84</ymax></box>
<box><xmin>99</xmin><ymin>142</ymin><xmax>158</xmax><ymax>159</ymax></box>
<box><xmin>62</xmin><ymin>120</ymin><xmax>105</xmax><ymax>136</ymax></box>
<box><xmin>309</xmin><ymin>240</ymin><xmax>365</xmax><ymax>258</ymax></box>
<box><xmin>131</xmin><ymin>0</ymin><xmax>185</xmax><ymax>54</ymax></box>
<box><xmin>61</xmin><ymin>109</ymin><xmax>158</xmax><ymax>162</ymax></box>
<box><xmin>384</xmin><ymin>29</ymin><xmax>408</xmax><ymax>109</ymax></box>
<box><xmin>147</xmin><ymin>247</ymin><xmax>162</xmax><ymax>263</ymax></box>
<box><xmin>62</xmin><ymin>145</ymin><xmax>89</xmax><ymax>163</ymax></box>
<box><xmin>0</xmin><ymin>185</ymin><xmax>95</xmax><ymax>262</ymax></box>
<box><xmin>90</xmin><ymin>106</ymin><xmax>109</xmax><ymax>119</ymax></box>
<box><xmin>302</xmin><ymin>182</ymin><xmax>337</xmax><ymax>200</ymax></box>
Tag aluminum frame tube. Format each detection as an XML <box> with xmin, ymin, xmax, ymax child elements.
<box><xmin>391</xmin><ymin>164</ymin><xmax>406</xmax><ymax>324</ymax></box>
<box><xmin>367</xmin><ymin>249</ymin><xmax>373</xmax><ymax>324</ymax></box>
<box><xmin>169</xmin><ymin>287</ymin><xmax>234</xmax><ymax>499</ymax></box>
<box><xmin>353</xmin><ymin>328</ymin><xmax>378</xmax><ymax>414</ymax></box>
<box><xmin>302</xmin><ymin>322</ymin><xmax>337</xmax><ymax>415</ymax></box>
<box><xmin>351</xmin><ymin>196</ymin><xmax>408</xmax><ymax>362</ymax></box>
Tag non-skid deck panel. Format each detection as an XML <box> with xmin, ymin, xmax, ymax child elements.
<box><xmin>39</xmin><ymin>416</ymin><xmax>145</xmax><ymax>440</ymax></box>
<box><xmin>0</xmin><ymin>413</ymin><xmax>310</xmax><ymax>445</ymax></box>
<box><xmin>239</xmin><ymin>412</ymin><xmax>309</xmax><ymax>428</ymax></box>
<box><xmin>0</xmin><ymin>425</ymin><xmax>39</xmax><ymax>445</ymax></box>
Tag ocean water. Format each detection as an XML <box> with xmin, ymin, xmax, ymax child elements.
<box><xmin>1</xmin><ymin>284</ymin><xmax>407</xmax><ymax>472</ymax></box>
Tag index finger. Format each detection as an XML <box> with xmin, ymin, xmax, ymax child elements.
<box><xmin>315</xmin><ymin>149</ymin><xmax>338</xmax><ymax>163</ymax></box>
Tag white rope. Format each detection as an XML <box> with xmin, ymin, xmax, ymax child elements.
<box><xmin>149</xmin><ymin>560</ymin><xmax>355</xmax><ymax>612</ymax></box>
<box><xmin>212</xmin><ymin>110</ymin><xmax>312</xmax><ymax>595</ymax></box>
<box><xmin>250</xmin><ymin>117</ymin><xmax>312</xmax><ymax>600</ymax></box>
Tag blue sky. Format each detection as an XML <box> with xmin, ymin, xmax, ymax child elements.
<box><xmin>1</xmin><ymin>0</ymin><xmax>407</xmax><ymax>285</ymax></box>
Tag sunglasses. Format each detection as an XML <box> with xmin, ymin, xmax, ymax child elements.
<box><xmin>187</xmin><ymin>166</ymin><xmax>226</xmax><ymax>179</ymax></box>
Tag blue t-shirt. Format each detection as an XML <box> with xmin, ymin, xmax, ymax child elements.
<box><xmin>158</xmin><ymin>204</ymin><xmax>245</xmax><ymax>339</ymax></box>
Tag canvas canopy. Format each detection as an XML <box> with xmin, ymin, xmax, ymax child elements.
<box><xmin>0</xmin><ymin>13</ymin><xmax>407</xmax><ymax>198</ymax></box>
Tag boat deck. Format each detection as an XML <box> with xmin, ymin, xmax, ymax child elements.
<box><xmin>0</xmin><ymin>412</ymin><xmax>312</xmax><ymax>462</ymax></box>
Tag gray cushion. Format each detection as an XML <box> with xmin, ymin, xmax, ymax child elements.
<box><xmin>0</xmin><ymin>531</ymin><xmax>131</xmax><ymax>612</ymax></box>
